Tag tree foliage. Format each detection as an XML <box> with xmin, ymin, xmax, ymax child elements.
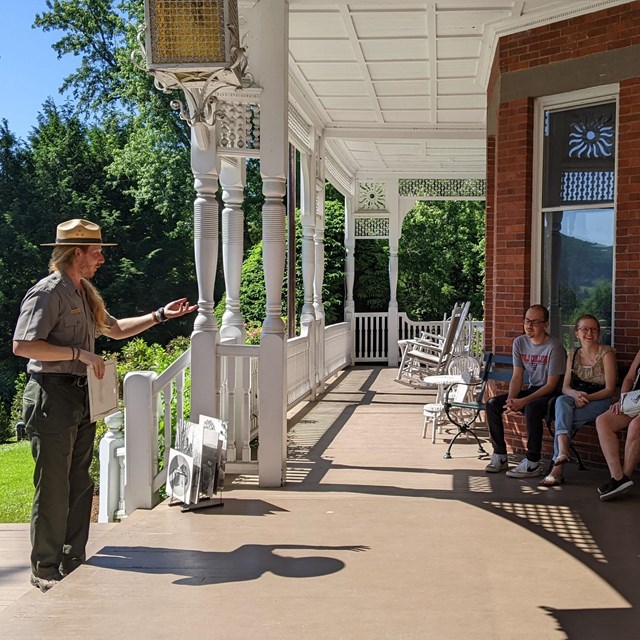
<box><xmin>397</xmin><ymin>201</ymin><xmax>485</xmax><ymax>320</ymax></box>
<box><xmin>0</xmin><ymin>0</ymin><xmax>197</xmax><ymax>413</ymax></box>
<box><xmin>216</xmin><ymin>199</ymin><xmax>346</xmax><ymax>330</ymax></box>
<box><xmin>353</xmin><ymin>240</ymin><xmax>390</xmax><ymax>313</ymax></box>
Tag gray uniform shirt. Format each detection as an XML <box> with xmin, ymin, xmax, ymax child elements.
<box><xmin>512</xmin><ymin>333</ymin><xmax>566</xmax><ymax>388</ymax></box>
<box><xmin>13</xmin><ymin>271</ymin><xmax>115</xmax><ymax>375</ymax></box>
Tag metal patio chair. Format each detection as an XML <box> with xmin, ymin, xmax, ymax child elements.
<box><xmin>422</xmin><ymin>355</ymin><xmax>481</xmax><ymax>442</ymax></box>
<box><xmin>442</xmin><ymin>351</ymin><xmax>494</xmax><ymax>459</ymax></box>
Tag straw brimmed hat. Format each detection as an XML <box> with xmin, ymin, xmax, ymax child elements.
<box><xmin>41</xmin><ymin>219</ymin><xmax>117</xmax><ymax>247</ymax></box>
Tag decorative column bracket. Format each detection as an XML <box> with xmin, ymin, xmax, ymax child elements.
<box><xmin>133</xmin><ymin>21</ymin><xmax>258</xmax><ymax>152</ymax></box>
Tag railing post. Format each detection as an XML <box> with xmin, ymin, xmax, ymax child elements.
<box><xmin>123</xmin><ymin>371</ymin><xmax>157</xmax><ymax>514</ymax></box>
<box><xmin>301</xmin><ymin>318</ymin><xmax>317</xmax><ymax>400</ymax></box>
<box><xmin>98</xmin><ymin>410</ymin><xmax>124</xmax><ymax>523</ymax></box>
<box><xmin>388</xmin><ymin>299</ymin><xmax>399</xmax><ymax>367</ymax></box>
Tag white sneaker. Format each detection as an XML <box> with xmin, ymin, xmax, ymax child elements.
<box><xmin>506</xmin><ymin>458</ymin><xmax>541</xmax><ymax>478</ymax></box>
<box><xmin>485</xmin><ymin>453</ymin><xmax>508</xmax><ymax>473</ymax></box>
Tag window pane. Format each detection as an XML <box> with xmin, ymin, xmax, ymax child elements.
<box><xmin>543</xmin><ymin>103</ymin><xmax>616</xmax><ymax>208</ymax></box>
<box><xmin>542</xmin><ymin>209</ymin><xmax>614</xmax><ymax>347</ymax></box>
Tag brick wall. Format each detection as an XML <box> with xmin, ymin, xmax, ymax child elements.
<box><xmin>614</xmin><ymin>76</ymin><xmax>640</xmax><ymax>364</ymax></box>
<box><xmin>498</xmin><ymin>3</ymin><xmax>640</xmax><ymax>73</ymax></box>
<box><xmin>485</xmin><ymin>1</ymin><xmax>640</xmax><ymax>466</ymax></box>
<box><xmin>488</xmin><ymin>97</ymin><xmax>535</xmax><ymax>354</ymax></box>
<box><xmin>484</xmin><ymin>134</ymin><xmax>495</xmax><ymax>353</ymax></box>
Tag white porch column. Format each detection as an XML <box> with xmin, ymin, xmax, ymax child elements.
<box><xmin>387</xmin><ymin>178</ymin><xmax>400</xmax><ymax>366</ymax></box>
<box><xmin>256</xmin><ymin>0</ymin><xmax>288</xmax><ymax>487</ymax></box>
<box><xmin>344</xmin><ymin>195</ymin><xmax>356</xmax><ymax>364</ymax></box>
<box><xmin>344</xmin><ymin>196</ymin><xmax>356</xmax><ymax>319</ymax></box>
<box><xmin>300</xmin><ymin>150</ymin><xmax>317</xmax><ymax>323</ymax></box>
<box><xmin>219</xmin><ymin>157</ymin><xmax>247</xmax><ymax>462</ymax></box>
<box><xmin>220</xmin><ymin>157</ymin><xmax>246</xmax><ymax>342</ymax></box>
<box><xmin>313</xmin><ymin>179</ymin><xmax>326</xmax><ymax>390</ymax></box>
<box><xmin>300</xmin><ymin>148</ymin><xmax>317</xmax><ymax>399</ymax></box>
<box><xmin>190</xmin><ymin>124</ymin><xmax>219</xmax><ymax>421</ymax></box>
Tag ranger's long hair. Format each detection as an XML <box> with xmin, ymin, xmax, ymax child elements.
<box><xmin>49</xmin><ymin>246</ymin><xmax>110</xmax><ymax>334</ymax></box>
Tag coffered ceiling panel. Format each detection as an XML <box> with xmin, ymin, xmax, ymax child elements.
<box><xmin>285</xmin><ymin>0</ymin><xmax>633</xmax><ymax>179</ymax></box>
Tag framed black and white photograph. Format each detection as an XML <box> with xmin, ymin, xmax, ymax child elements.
<box><xmin>200</xmin><ymin>415</ymin><xmax>228</xmax><ymax>494</ymax></box>
<box><xmin>175</xmin><ymin>419</ymin><xmax>196</xmax><ymax>456</ymax></box>
<box><xmin>166</xmin><ymin>450</ymin><xmax>193</xmax><ymax>504</ymax></box>
<box><xmin>188</xmin><ymin>420</ymin><xmax>204</xmax><ymax>505</ymax></box>
<box><xmin>200</xmin><ymin>416</ymin><xmax>222</xmax><ymax>498</ymax></box>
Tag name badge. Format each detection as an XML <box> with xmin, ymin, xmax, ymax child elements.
<box><xmin>70</xmin><ymin>308</ymin><xmax>81</xmax><ymax>314</ymax></box>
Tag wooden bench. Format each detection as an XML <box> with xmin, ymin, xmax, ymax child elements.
<box><xmin>488</xmin><ymin>354</ymin><xmax>523</xmax><ymax>384</ymax></box>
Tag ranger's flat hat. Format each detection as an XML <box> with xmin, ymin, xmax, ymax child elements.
<box><xmin>41</xmin><ymin>219</ymin><xmax>117</xmax><ymax>247</ymax></box>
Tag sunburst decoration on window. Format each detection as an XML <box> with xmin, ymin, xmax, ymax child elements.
<box><xmin>568</xmin><ymin>115</ymin><xmax>614</xmax><ymax>158</ymax></box>
<box><xmin>358</xmin><ymin>182</ymin><xmax>387</xmax><ymax>211</ymax></box>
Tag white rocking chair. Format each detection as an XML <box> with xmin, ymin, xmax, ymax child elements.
<box><xmin>395</xmin><ymin>301</ymin><xmax>471</xmax><ymax>387</ymax></box>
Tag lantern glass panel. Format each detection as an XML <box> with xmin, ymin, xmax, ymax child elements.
<box><xmin>149</xmin><ymin>0</ymin><xmax>227</xmax><ymax>65</ymax></box>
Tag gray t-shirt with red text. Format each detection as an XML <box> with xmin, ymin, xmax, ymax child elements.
<box><xmin>512</xmin><ymin>333</ymin><xmax>566</xmax><ymax>388</ymax></box>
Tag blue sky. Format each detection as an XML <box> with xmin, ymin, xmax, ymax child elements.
<box><xmin>0</xmin><ymin>2</ymin><xmax>78</xmax><ymax>141</ymax></box>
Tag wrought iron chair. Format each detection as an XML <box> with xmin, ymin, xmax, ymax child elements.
<box><xmin>422</xmin><ymin>355</ymin><xmax>481</xmax><ymax>442</ymax></box>
<box><xmin>442</xmin><ymin>352</ymin><xmax>494</xmax><ymax>459</ymax></box>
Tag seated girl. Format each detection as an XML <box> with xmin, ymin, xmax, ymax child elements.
<box><xmin>540</xmin><ymin>314</ymin><xmax>616</xmax><ymax>487</ymax></box>
<box><xmin>595</xmin><ymin>348</ymin><xmax>640</xmax><ymax>501</ymax></box>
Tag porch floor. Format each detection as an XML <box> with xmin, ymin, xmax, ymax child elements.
<box><xmin>1</xmin><ymin>366</ymin><xmax>639</xmax><ymax>639</ymax></box>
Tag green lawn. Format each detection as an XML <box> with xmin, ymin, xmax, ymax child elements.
<box><xmin>0</xmin><ymin>441</ymin><xmax>33</xmax><ymax>523</ymax></box>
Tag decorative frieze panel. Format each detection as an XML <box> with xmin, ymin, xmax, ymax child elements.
<box><xmin>561</xmin><ymin>171</ymin><xmax>614</xmax><ymax>203</ymax></box>
<box><xmin>315</xmin><ymin>188</ymin><xmax>323</xmax><ymax>218</ymax></box>
<box><xmin>399</xmin><ymin>178</ymin><xmax>486</xmax><ymax>199</ymax></box>
<box><xmin>288</xmin><ymin>104</ymin><xmax>312</xmax><ymax>151</ymax></box>
<box><xmin>354</xmin><ymin>216</ymin><xmax>389</xmax><ymax>239</ymax></box>
<box><xmin>325</xmin><ymin>152</ymin><xmax>354</xmax><ymax>195</ymax></box>
<box><xmin>358</xmin><ymin>182</ymin><xmax>387</xmax><ymax>211</ymax></box>
<box><xmin>215</xmin><ymin>88</ymin><xmax>261</xmax><ymax>155</ymax></box>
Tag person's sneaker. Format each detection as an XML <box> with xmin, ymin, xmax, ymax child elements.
<box><xmin>30</xmin><ymin>572</ymin><xmax>62</xmax><ymax>593</ymax></box>
<box><xmin>598</xmin><ymin>475</ymin><xmax>634</xmax><ymax>501</ymax></box>
<box><xmin>505</xmin><ymin>458</ymin><xmax>542</xmax><ymax>478</ymax></box>
<box><xmin>485</xmin><ymin>453</ymin><xmax>508</xmax><ymax>473</ymax></box>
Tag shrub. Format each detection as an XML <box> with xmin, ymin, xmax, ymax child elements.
<box><xmin>0</xmin><ymin>401</ymin><xmax>12</xmax><ymax>444</ymax></box>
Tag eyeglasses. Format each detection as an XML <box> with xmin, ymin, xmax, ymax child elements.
<box><xmin>578</xmin><ymin>327</ymin><xmax>599</xmax><ymax>334</ymax></box>
<box><xmin>523</xmin><ymin>318</ymin><xmax>546</xmax><ymax>326</ymax></box>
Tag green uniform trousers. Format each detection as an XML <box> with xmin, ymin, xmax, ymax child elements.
<box><xmin>23</xmin><ymin>375</ymin><xmax>95</xmax><ymax>579</ymax></box>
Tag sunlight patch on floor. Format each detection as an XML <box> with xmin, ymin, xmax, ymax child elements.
<box><xmin>487</xmin><ymin>501</ymin><xmax>606</xmax><ymax>563</ymax></box>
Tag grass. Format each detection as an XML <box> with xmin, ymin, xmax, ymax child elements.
<box><xmin>0</xmin><ymin>440</ymin><xmax>33</xmax><ymax>523</ymax></box>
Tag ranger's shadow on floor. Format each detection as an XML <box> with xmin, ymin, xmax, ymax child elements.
<box><xmin>89</xmin><ymin>543</ymin><xmax>369</xmax><ymax>586</ymax></box>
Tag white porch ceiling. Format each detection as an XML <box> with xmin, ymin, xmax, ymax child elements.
<box><xmin>284</xmin><ymin>0</ymin><xmax>633</xmax><ymax>182</ymax></box>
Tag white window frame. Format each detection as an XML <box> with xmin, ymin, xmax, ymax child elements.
<box><xmin>531</xmin><ymin>83</ymin><xmax>620</xmax><ymax>343</ymax></box>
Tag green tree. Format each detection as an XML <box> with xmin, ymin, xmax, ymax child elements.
<box><xmin>317</xmin><ymin>200</ymin><xmax>345</xmax><ymax>323</ymax></box>
<box><xmin>0</xmin><ymin>402</ymin><xmax>12</xmax><ymax>444</ymax></box>
<box><xmin>0</xmin><ymin>122</ymin><xmax>43</xmax><ymax>404</ymax></box>
<box><xmin>353</xmin><ymin>240</ymin><xmax>390</xmax><ymax>312</ymax></box>
<box><xmin>575</xmin><ymin>280</ymin><xmax>613</xmax><ymax>326</ymax></box>
<box><xmin>217</xmin><ymin>199</ymin><xmax>347</xmax><ymax>330</ymax></box>
<box><xmin>397</xmin><ymin>201</ymin><xmax>485</xmax><ymax>320</ymax></box>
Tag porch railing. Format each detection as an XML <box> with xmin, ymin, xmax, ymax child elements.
<box><xmin>100</xmin><ymin>320</ymin><xmax>353</xmax><ymax>521</ymax></box>
<box><xmin>100</xmin><ymin>314</ymin><xmax>484</xmax><ymax>520</ymax></box>
<box><xmin>324</xmin><ymin>322</ymin><xmax>351</xmax><ymax>378</ymax></box>
<box><xmin>354</xmin><ymin>311</ymin><xmax>484</xmax><ymax>362</ymax></box>
<box><xmin>287</xmin><ymin>334</ymin><xmax>311</xmax><ymax>407</ymax></box>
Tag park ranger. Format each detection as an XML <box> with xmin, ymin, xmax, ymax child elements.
<box><xmin>13</xmin><ymin>219</ymin><xmax>196</xmax><ymax>592</ymax></box>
